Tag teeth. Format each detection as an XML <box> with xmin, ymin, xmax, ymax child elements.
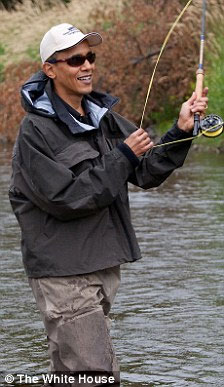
<box><xmin>77</xmin><ymin>76</ymin><xmax>91</xmax><ymax>80</ymax></box>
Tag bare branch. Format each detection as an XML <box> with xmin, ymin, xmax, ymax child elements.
<box><xmin>130</xmin><ymin>45</ymin><xmax>173</xmax><ymax>65</ymax></box>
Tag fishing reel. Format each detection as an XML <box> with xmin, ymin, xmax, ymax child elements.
<box><xmin>200</xmin><ymin>114</ymin><xmax>224</xmax><ymax>138</ymax></box>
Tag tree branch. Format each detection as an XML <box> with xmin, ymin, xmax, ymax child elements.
<box><xmin>130</xmin><ymin>45</ymin><xmax>173</xmax><ymax>65</ymax></box>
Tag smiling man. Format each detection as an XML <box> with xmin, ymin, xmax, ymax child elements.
<box><xmin>9</xmin><ymin>23</ymin><xmax>208</xmax><ymax>387</ymax></box>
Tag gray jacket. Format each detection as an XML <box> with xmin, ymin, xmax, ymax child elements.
<box><xmin>9</xmin><ymin>71</ymin><xmax>192</xmax><ymax>277</ymax></box>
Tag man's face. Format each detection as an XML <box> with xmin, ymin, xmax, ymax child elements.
<box><xmin>48</xmin><ymin>40</ymin><xmax>95</xmax><ymax>99</ymax></box>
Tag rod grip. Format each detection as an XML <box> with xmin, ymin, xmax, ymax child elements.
<box><xmin>195</xmin><ymin>68</ymin><xmax>204</xmax><ymax>99</ymax></box>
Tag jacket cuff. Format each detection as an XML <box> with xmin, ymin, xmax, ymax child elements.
<box><xmin>117</xmin><ymin>143</ymin><xmax>140</xmax><ymax>168</ymax></box>
<box><xmin>161</xmin><ymin>121</ymin><xmax>193</xmax><ymax>144</ymax></box>
<box><xmin>173</xmin><ymin>121</ymin><xmax>193</xmax><ymax>138</ymax></box>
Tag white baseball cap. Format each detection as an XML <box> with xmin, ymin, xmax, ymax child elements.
<box><xmin>40</xmin><ymin>23</ymin><xmax>102</xmax><ymax>63</ymax></box>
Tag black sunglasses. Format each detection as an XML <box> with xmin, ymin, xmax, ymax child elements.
<box><xmin>47</xmin><ymin>51</ymin><xmax>96</xmax><ymax>67</ymax></box>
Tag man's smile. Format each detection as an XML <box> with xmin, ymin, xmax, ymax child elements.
<box><xmin>77</xmin><ymin>74</ymin><xmax>92</xmax><ymax>84</ymax></box>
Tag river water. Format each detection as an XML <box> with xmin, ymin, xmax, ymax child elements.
<box><xmin>0</xmin><ymin>144</ymin><xmax>223</xmax><ymax>387</ymax></box>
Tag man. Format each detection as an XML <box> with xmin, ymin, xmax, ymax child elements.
<box><xmin>9</xmin><ymin>23</ymin><xmax>208</xmax><ymax>386</ymax></box>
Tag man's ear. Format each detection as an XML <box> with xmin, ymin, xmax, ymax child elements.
<box><xmin>42</xmin><ymin>62</ymin><xmax>56</xmax><ymax>79</ymax></box>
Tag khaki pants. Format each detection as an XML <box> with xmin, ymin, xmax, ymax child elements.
<box><xmin>29</xmin><ymin>266</ymin><xmax>120</xmax><ymax>386</ymax></box>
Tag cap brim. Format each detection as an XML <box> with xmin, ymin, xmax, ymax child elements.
<box><xmin>84</xmin><ymin>32</ymin><xmax>103</xmax><ymax>47</ymax></box>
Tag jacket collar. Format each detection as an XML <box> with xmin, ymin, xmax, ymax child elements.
<box><xmin>21</xmin><ymin>70</ymin><xmax>119</xmax><ymax>133</ymax></box>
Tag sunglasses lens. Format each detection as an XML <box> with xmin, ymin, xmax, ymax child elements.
<box><xmin>67</xmin><ymin>52</ymin><xmax>96</xmax><ymax>67</ymax></box>
<box><xmin>67</xmin><ymin>56</ymin><xmax>84</xmax><ymax>66</ymax></box>
<box><xmin>87</xmin><ymin>52</ymin><xmax>96</xmax><ymax>64</ymax></box>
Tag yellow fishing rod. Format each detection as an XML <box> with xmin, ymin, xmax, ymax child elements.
<box><xmin>140</xmin><ymin>0</ymin><xmax>224</xmax><ymax>149</ymax></box>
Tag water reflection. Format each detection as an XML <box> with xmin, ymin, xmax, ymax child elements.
<box><xmin>0</xmin><ymin>145</ymin><xmax>224</xmax><ymax>386</ymax></box>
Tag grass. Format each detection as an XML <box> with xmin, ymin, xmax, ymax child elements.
<box><xmin>0</xmin><ymin>43</ymin><xmax>5</xmax><ymax>55</ymax></box>
<box><xmin>0</xmin><ymin>63</ymin><xmax>4</xmax><ymax>82</ymax></box>
<box><xmin>0</xmin><ymin>42</ymin><xmax>5</xmax><ymax>81</ymax></box>
<box><xmin>196</xmin><ymin>18</ymin><xmax>224</xmax><ymax>149</ymax></box>
<box><xmin>205</xmin><ymin>38</ymin><xmax>224</xmax><ymax>120</ymax></box>
<box><xmin>26</xmin><ymin>46</ymin><xmax>40</xmax><ymax>61</ymax></box>
<box><xmin>0</xmin><ymin>0</ymin><xmax>123</xmax><ymax>65</ymax></box>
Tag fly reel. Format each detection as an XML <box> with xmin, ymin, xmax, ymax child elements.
<box><xmin>200</xmin><ymin>114</ymin><xmax>224</xmax><ymax>138</ymax></box>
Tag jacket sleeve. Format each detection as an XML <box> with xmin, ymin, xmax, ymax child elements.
<box><xmin>129</xmin><ymin>123</ymin><xmax>192</xmax><ymax>189</ymax></box>
<box><xmin>13</xmin><ymin>118</ymin><xmax>135</xmax><ymax>221</ymax></box>
<box><xmin>107</xmin><ymin>111</ymin><xmax>192</xmax><ymax>189</ymax></box>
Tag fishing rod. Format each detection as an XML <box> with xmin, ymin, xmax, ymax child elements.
<box><xmin>193</xmin><ymin>0</ymin><xmax>223</xmax><ymax>138</ymax></box>
<box><xmin>140</xmin><ymin>0</ymin><xmax>224</xmax><ymax>149</ymax></box>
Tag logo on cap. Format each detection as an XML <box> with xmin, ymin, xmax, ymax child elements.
<box><xmin>63</xmin><ymin>26</ymin><xmax>80</xmax><ymax>36</ymax></box>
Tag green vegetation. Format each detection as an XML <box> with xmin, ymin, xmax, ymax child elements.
<box><xmin>101</xmin><ymin>20</ymin><xmax>114</xmax><ymax>31</ymax></box>
<box><xmin>0</xmin><ymin>43</ymin><xmax>5</xmax><ymax>82</ymax></box>
<box><xmin>194</xmin><ymin>23</ymin><xmax>224</xmax><ymax>149</ymax></box>
<box><xmin>205</xmin><ymin>38</ymin><xmax>224</xmax><ymax>120</ymax></box>
<box><xmin>151</xmin><ymin>98</ymin><xmax>181</xmax><ymax>134</ymax></box>
<box><xmin>0</xmin><ymin>43</ymin><xmax>5</xmax><ymax>55</ymax></box>
<box><xmin>0</xmin><ymin>63</ymin><xmax>4</xmax><ymax>82</ymax></box>
<box><xmin>199</xmin><ymin>36</ymin><xmax>224</xmax><ymax>149</ymax></box>
<box><xmin>26</xmin><ymin>46</ymin><xmax>40</xmax><ymax>61</ymax></box>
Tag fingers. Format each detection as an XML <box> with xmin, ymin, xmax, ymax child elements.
<box><xmin>190</xmin><ymin>88</ymin><xmax>208</xmax><ymax>113</ymax></box>
<box><xmin>136</xmin><ymin>129</ymin><xmax>154</xmax><ymax>151</ymax></box>
<box><xmin>132</xmin><ymin>128</ymin><xmax>151</xmax><ymax>143</ymax></box>
<box><xmin>188</xmin><ymin>91</ymin><xmax>197</xmax><ymax>105</ymax></box>
<box><xmin>191</xmin><ymin>98</ymin><xmax>208</xmax><ymax>113</ymax></box>
<box><xmin>148</xmin><ymin>140</ymin><xmax>154</xmax><ymax>149</ymax></box>
<box><xmin>194</xmin><ymin>87</ymin><xmax>209</xmax><ymax>99</ymax></box>
<box><xmin>202</xmin><ymin>87</ymin><xmax>209</xmax><ymax>97</ymax></box>
<box><xmin>135</xmin><ymin>128</ymin><xmax>147</xmax><ymax>137</ymax></box>
<box><xmin>191</xmin><ymin>87</ymin><xmax>208</xmax><ymax>112</ymax></box>
<box><xmin>124</xmin><ymin>128</ymin><xmax>154</xmax><ymax>156</ymax></box>
<box><xmin>177</xmin><ymin>88</ymin><xmax>209</xmax><ymax>132</ymax></box>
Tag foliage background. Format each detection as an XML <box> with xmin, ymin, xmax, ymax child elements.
<box><xmin>0</xmin><ymin>0</ymin><xmax>223</xmax><ymax>146</ymax></box>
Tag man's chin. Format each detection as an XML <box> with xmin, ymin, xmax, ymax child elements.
<box><xmin>82</xmin><ymin>85</ymin><xmax>93</xmax><ymax>95</ymax></box>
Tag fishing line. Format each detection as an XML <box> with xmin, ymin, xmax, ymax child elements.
<box><xmin>150</xmin><ymin>121</ymin><xmax>224</xmax><ymax>150</ymax></box>
<box><xmin>139</xmin><ymin>0</ymin><xmax>194</xmax><ymax>129</ymax></box>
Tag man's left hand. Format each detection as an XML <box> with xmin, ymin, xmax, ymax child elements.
<box><xmin>177</xmin><ymin>87</ymin><xmax>209</xmax><ymax>132</ymax></box>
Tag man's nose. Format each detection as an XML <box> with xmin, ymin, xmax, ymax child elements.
<box><xmin>81</xmin><ymin>58</ymin><xmax>93</xmax><ymax>70</ymax></box>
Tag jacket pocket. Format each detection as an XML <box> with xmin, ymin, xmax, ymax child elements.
<box><xmin>55</xmin><ymin>142</ymin><xmax>99</xmax><ymax>169</ymax></box>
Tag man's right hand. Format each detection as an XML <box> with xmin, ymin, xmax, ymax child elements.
<box><xmin>124</xmin><ymin>128</ymin><xmax>154</xmax><ymax>157</ymax></box>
